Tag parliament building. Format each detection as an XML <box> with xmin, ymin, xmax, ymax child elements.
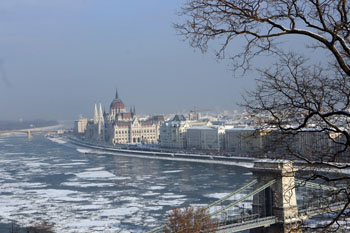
<box><xmin>78</xmin><ymin>89</ymin><xmax>164</xmax><ymax>145</ymax></box>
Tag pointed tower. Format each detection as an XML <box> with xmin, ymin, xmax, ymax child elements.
<box><xmin>99</xmin><ymin>103</ymin><xmax>104</xmax><ymax>123</ymax></box>
<box><xmin>98</xmin><ymin>103</ymin><xmax>105</xmax><ymax>140</ymax></box>
<box><xmin>116</xmin><ymin>88</ymin><xmax>119</xmax><ymax>99</ymax></box>
<box><xmin>130</xmin><ymin>105</ymin><xmax>135</xmax><ymax>118</ymax></box>
<box><xmin>110</xmin><ymin>87</ymin><xmax>126</xmax><ymax>119</ymax></box>
<box><xmin>94</xmin><ymin>104</ymin><xmax>98</xmax><ymax>124</ymax></box>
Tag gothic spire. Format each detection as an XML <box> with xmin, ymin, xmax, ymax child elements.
<box><xmin>115</xmin><ymin>88</ymin><xmax>119</xmax><ymax>99</ymax></box>
<box><xmin>94</xmin><ymin>104</ymin><xmax>98</xmax><ymax>124</ymax></box>
<box><xmin>99</xmin><ymin>103</ymin><xmax>104</xmax><ymax>122</ymax></box>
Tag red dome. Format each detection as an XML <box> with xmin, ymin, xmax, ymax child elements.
<box><xmin>110</xmin><ymin>99</ymin><xmax>125</xmax><ymax>110</ymax></box>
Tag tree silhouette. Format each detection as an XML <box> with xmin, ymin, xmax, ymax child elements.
<box><xmin>164</xmin><ymin>206</ymin><xmax>218</xmax><ymax>233</ymax></box>
<box><xmin>176</xmin><ymin>0</ymin><xmax>350</xmax><ymax>231</ymax></box>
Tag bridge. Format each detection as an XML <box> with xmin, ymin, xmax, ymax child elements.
<box><xmin>146</xmin><ymin>160</ymin><xmax>348</xmax><ymax>233</ymax></box>
<box><xmin>0</xmin><ymin>128</ymin><xmax>72</xmax><ymax>139</ymax></box>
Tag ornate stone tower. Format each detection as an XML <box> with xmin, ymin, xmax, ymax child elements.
<box><xmin>98</xmin><ymin>103</ymin><xmax>105</xmax><ymax>141</ymax></box>
<box><xmin>94</xmin><ymin>104</ymin><xmax>98</xmax><ymax>124</ymax></box>
<box><xmin>251</xmin><ymin>160</ymin><xmax>301</xmax><ymax>233</ymax></box>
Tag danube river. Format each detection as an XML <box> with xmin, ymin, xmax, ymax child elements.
<box><xmin>0</xmin><ymin>133</ymin><xmax>253</xmax><ymax>232</ymax></box>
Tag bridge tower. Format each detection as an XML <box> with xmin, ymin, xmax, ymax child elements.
<box><xmin>251</xmin><ymin>160</ymin><xmax>301</xmax><ymax>233</ymax></box>
<box><xmin>27</xmin><ymin>130</ymin><xmax>32</xmax><ymax>140</ymax></box>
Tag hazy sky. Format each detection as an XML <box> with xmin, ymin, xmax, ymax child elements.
<box><xmin>0</xmin><ymin>0</ymin><xmax>314</xmax><ymax>121</ymax></box>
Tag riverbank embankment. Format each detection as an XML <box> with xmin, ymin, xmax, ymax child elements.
<box><xmin>66</xmin><ymin>136</ymin><xmax>255</xmax><ymax>168</ymax></box>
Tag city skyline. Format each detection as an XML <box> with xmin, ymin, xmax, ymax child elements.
<box><xmin>0</xmin><ymin>1</ymin><xmax>347</xmax><ymax>232</ymax></box>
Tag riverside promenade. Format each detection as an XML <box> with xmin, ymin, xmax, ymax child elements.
<box><xmin>67</xmin><ymin>136</ymin><xmax>255</xmax><ymax>168</ymax></box>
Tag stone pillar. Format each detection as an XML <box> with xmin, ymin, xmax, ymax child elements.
<box><xmin>250</xmin><ymin>160</ymin><xmax>302</xmax><ymax>233</ymax></box>
<box><xmin>27</xmin><ymin>130</ymin><xmax>32</xmax><ymax>140</ymax></box>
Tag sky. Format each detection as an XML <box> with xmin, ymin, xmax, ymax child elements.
<box><xmin>0</xmin><ymin>0</ymin><xmax>321</xmax><ymax>121</ymax></box>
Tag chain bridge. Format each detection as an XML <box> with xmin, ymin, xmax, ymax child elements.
<box><xmin>147</xmin><ymin>160</ymin><xmax>348</xmax><ymax>233</ymax></box>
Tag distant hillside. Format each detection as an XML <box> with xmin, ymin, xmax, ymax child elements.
<box><xmin>0</xmin><ymin>120</ymin><xmax>59</xmax><ymax>131</ymax></box>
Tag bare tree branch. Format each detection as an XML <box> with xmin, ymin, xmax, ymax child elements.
<box><xmin>177</xmin><ymin>1</ymin><xmax>350</xmax><ymax>231</ymax></box>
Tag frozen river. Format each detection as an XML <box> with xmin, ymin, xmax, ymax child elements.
<box><xmin>0</xmin><ymin>134</ymin><xmax>253</xmax><ymax>232</ymax></box>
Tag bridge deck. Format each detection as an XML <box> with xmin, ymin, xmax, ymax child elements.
<box><xmin>0</xmin><ymin>129</ymin><xmax>71</xmax><ymax>135</ymax></box>
<box><xmin>298</xmin><ymin>201</ymin><xmax>347</xmax><ymax>219</ymax></box>
<box><xmin>218</xmin><ymin>216</ymin><xmax>276</xmax><ymax>233</ymax></box>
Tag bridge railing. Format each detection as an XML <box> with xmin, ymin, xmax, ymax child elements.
<box><xmin>215</xmin><ymin>214</ymin><xmax>259</xmax><ymax>227</ymax></box>
<box><xmin>298</xmin><ymin>201</ymin><xmax>347</xmax><ymax>218</ymax></box>
<box><xmin>217</xmin><ymin>216</ymin><xmax>277</xmax><ymax>232</ymax></box>
<box><xmin>295</xmin><ymin>179</ymin><xmax>339</xmax><ymax>191</ymax></box>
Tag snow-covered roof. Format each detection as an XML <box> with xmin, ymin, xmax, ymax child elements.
<box><xmin>187</xmin><ymin>126</ymin><xmax>216</xmax><ymax>130</ymax></box>
<box><xmin>225</xmin><ymin>126</ymin><xmax>256</xmax><ymax>131</ymax></box>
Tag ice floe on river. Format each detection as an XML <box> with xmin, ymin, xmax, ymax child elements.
<box><xmin>75</xmin><ymin>170</ymin><xmax>117</xmax><ymax>179</ymax></box>
<box><xmin>0</xmin><ymin>134</ymin><xmax>253</xmax><ymax>232</ymax></box>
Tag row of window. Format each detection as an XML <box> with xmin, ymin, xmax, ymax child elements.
<box><xmin>116</xmin><ymin>130</ymin><xmax>128</xmax><ymax>134</ymax></box>
<box><xmin>116</xmin><ymin>129</ymin><xmax>156</xmax><ymax>134</ymax></box>
<box><xmin>114</xmin><ymin>136</ymin><xmax>157</xmax><ymax>140</ymax></box>
<box><xmin>117</xmin><ymin>138</ymin><xmax>128</xmax><ymax>141</ymax></box>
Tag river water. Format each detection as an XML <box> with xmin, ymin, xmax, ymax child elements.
<box><xmin>0</xmin><ymin>133</ymin><xmax>253</xmax><ymax>232</ymax></box>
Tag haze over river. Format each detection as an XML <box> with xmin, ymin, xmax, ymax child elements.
<box><xmin>0</xmin><ymin>134</ymin><xmax>253</xmax><ymax>232</ymax></box>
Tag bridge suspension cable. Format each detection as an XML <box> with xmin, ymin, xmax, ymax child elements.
<box><xmin>144</xmin><ymin>179</ymin><xmax>258</xmax><ymax>233</ymax></box>
<box><xmin>210</xmin><ymin>179</ymin><xmax>276</xmax><ymax>217</ymax></box>
<box><xmin>205</xmin><ymin>179</ymin><xmax>257</xmax><ymax>210</ymax></box>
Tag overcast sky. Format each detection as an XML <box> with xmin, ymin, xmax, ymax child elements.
<box><xmin>0</xmin><ymin>0</ymin><xmax>313</xmax><ymax>121</ymax></box>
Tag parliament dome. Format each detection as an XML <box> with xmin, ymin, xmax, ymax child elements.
<box><xmin>110</xmin><ymin>98</ymin><xmax>125</xmax><ymax>110</ymax></box>
<box><xmin>110</xmin><ymin>89</ymin><xmax>126</xmax><ymax>112</ymax></box>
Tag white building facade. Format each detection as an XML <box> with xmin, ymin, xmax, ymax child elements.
<box><xmin>224</xmin><ymin>127</ymin><xmax>265</xmax><ymax>154</ymax></box>
<box><xmin>81</xmin><ymin>89</ymin><xmax>164</xmax><ymax>145</ymax></box>
<box><xmin>159</xmin><ymin>115</ymin><xmax>210</xmax><ymax>149</ymax></box>
<box><xmin>186</xmin><ymin>126</ymin><xmax>225</xmax><ymax>151</ymax></box>
<box><xmin>74</xmin><ymin>118</ymin><xmax>88</xmax><ymax>135</ymax></box>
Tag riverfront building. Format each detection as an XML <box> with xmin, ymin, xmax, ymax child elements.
<box><xmin>158</xmin><ymin>113</ymin><xmax>343</xmax><ymax>157</ymax></box>
<box><xmin>224</xmin><ymin>127</ymin><xmax>266</xmax><ymax>154</ymax></box>
<box><xmin>159</xmin><ymin>115</ymin><xmax>264</xmax><ymax>153</ymax></box>
<box><xmin>78</xmin><ymin>89</ymin><xmax>164</xmax><ymax>145</ymax></box>
<box><xmin>159</xmin><ymin>115</ymin><xmax>209</xmax><ymax>149</ymax></box>
<box><xmin>262</xmin><ymin>129</ymin><xmax>340</xmax><ymax>156</ymax></box>
<box><xmin>74</xmin><ymin>118</ymin><xmax>88</xmax><ymax>135</ymax></box>
<box><xmin>186</xmin><ymin>126</ymin><xmax>225</xmax><ymax>151</ymax></box>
